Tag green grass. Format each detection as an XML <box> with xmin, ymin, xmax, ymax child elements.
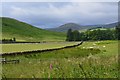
<box><xmin>79</xmin><ymin>40</ymin><xmax>118</xmax><ymax>56</ymax></box>
<box><xmin>2</xmin><ymin>40</ymin><xmax>118</xmax><ymax>78</ymax></box>
<box><xmin>1</xmin><ymin>17</ymin><xmax>66</xmax><ymax>41</ymax></box>
<box><xmin>1</xmin><ymin>42</ymin><xmax>80</xmax><ymax>53</ymax></box>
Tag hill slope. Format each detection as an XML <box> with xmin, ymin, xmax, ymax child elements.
<box><xmin>47</xmin><ymin>22</ymin><xmax>117</xmax><ymax>32</ymax></box>
<box><xmin>47</xmin><ymin>23</ymin><xmax>85</xmax><ymax>32</ymax></box>
<box><xmin>84</xmin><ymin>22</ymin><xmax>118</xmax><ymax>28</ymax></box>
<box><xmin>1</xmin><ymin>17</ymin><xmax>66</xmax><ymax>41</ymax></box>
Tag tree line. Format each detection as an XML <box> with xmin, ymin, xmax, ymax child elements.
<box><xmin>66</xmin><ymin>28</ymin><xmax>119</xmax><ymax>41</ymax></box>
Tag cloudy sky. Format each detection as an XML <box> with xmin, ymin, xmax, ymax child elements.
<box><xmin>2</xmin><ymin>2</ymin><xmax>118</xmax><ymax>28</ymax></box>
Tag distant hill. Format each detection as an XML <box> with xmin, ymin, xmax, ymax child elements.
<box><xmin>46</xmin><ymin>22</ymin><xmax>118</xmax><ymax>32</ymax></box>
<box><xmin>47</xmin><ymin>23</ymin><xmax>85</xmax><ymax>32</ymax></box>
<box><xmin>84</xmin><ymin>22</ymin><xmax>118</xmax><ymax>28</ymax></box>
<box><xmin>1</xmin><ymin>17</ymin><xmax>66</xmax><ymax>41</ymax></box>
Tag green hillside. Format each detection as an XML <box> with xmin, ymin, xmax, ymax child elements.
<box><xmin>1</xmin><ymin>17</ymin><xmax>66</xmax><ymax>41</ymax></box>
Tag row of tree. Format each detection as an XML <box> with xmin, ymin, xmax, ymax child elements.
<box><xmin>66</xmin><ymin>29</ymin><xmax>80</xmax><ymax>41</ymax></box>
<box><xmin>66</xmin><ymin>28</ymin><xmax>119</xmax><ymax>41</ymax></box>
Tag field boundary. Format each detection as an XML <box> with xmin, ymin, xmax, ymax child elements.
<box><xmin>1</xmin><ymin>41</ymin><xmax>83</xmax><ymax>56</ymax></box>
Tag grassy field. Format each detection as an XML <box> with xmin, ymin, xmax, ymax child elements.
<box><xmin>1</xmin><ymin>42</ymin><xmax>80</xmax><ymax>53</ymax></box>
<box><xmin>79</xmin><ymin>40</ymin><xmax>118</xmax><ymax>56</ymax></box>
<box><xmin>2</xmin><ymin>40</ymin><xmax>118</xmax><ymax>78</ymax></box>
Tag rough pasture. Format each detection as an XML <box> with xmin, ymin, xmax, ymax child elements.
<box><xmin>2</xmin><ymin>40</ymin><xmax>118</xmax><ymax>78</ymax></box>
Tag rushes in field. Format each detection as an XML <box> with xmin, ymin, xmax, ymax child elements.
<box><xmin>78</xmin><ymin>63</ymin><xmax>87</xmax><ymax>78</ymax></box>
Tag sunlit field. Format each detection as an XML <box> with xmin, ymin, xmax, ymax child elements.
<box><xmin>2</xmin><ymin>40</ymin><xmax>118</xmax><ymax>78</ymax></box>
<box><xmin>1</xmin><ymin>42</ymin><xmax>80</xmax><ymax>53</ymax></box>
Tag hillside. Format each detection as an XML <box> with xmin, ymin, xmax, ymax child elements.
<box><xmin>84</xmin><ymin>22</ymin><xmax>118</xmax><ymax>28</ymax></box>
<box><xmin>46</xmin><ymin>22</ymin><xmax>117</xmax><ymax>32</ymax></box>
<box><xmin>47</xmin><ymin>23</ymin><xmax>85</xmax><ymax>32</ymax></box>
<box><xmin>1</xmin><ymin>17</ymin><xmax>66</xmax><ymax>41</ymax></box>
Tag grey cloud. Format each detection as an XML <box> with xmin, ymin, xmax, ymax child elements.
<box><xmin>2</xmin><ymin>2</ymin><xmax>118</xmax><ymax>28</ymax></box>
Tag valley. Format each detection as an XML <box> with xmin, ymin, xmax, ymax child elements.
<box><xmin>0</xmin><ymin>17</ymin><xmax>119</xmax><ymax>79</ymax></box>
